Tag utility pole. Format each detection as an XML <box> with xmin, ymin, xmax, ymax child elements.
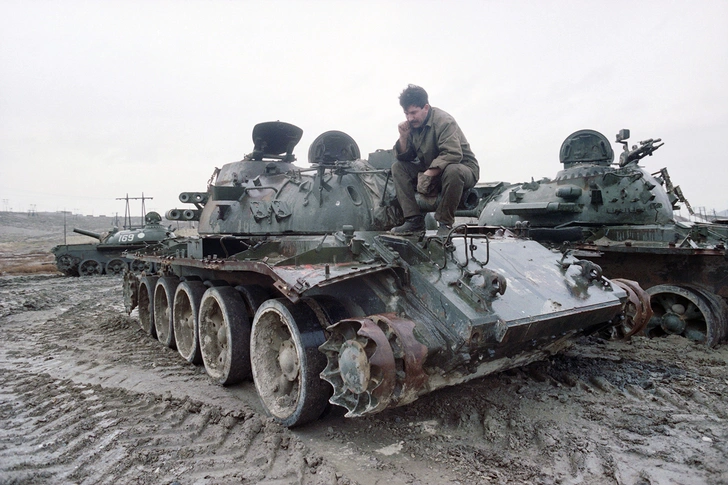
<box><xmin>116</xmin><ymin>193</ymin><xmax>153</xmax><ymax>229</ymax></box>
<box><xmin>62</xmin><ymin>210</ymin><xmax>72</xmax><ymax>245</ymax></box>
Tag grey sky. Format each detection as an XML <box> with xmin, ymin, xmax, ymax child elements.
<box><xmin>1</xmin><ymin>0</ymin><xmax>726</xmax><ymax>217</ymax></box>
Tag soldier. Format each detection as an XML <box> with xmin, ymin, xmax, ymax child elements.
<box><xmin>390</xmin><ymin>84</ymin><xmax>480</xmax><ymax>236</ymax></box>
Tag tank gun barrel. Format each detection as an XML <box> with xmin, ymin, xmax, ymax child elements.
<box><xmin>73</xmin><ymin>228</ymin><xmax>103</xmax><ymax>240</ymax></box>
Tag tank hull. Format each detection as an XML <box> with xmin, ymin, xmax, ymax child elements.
<box><xmin>124</xmin><ymin>227</ymin><xmax>630</xmax><ymax>424</ymax></box>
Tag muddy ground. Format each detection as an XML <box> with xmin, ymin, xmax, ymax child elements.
<box><xmin>1</xmin><ymin>212</ymin><xmax>727</xmax><ymax>485</ymax></box>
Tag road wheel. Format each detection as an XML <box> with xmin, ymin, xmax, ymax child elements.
<box><xmin>79</xmin><ymin>259</ymin><xmax>103</xmax><ymax>276</ymax></box>
<box><xmin>105</xmin><ymin>258</ymin><xmax>128</xmax><ymax>276</ymax></box>
<box><xmin>235</xmin><ymin>285</ymin><xmax>271</xmax><ymax>319</ymax></box>
<box><xmin>130</xmin><ymin>259</ymin><xmax>149</xmax><ymax>273</ymax></box>
<box><xmin>154</xmin><ymin>276</ymin><xmax>180</xmax><ymax>348</ymax></box>
<box><xmin>199</xmin><ymin>286</ymin><xmax>251</xmax><ymax>385</ymax></box>
<box><xmin>250</xmin><ymin>298</ymin><xmax>330</xmax><ymax>427</ymax></box>
<box><xmin>56</xmin><ymin>253</ymin><xmax>80</xmax><ymax>275</ymax></box>
<box><xmin>138</xmin><ymin>275</ymin><xmax>159</xmax><ymax>337</ymax></box>
<box><xmin>173</xmin><ymin>280</ymin><xmax>206</xmax><ymax>364</ymax></box>
<box><xmin>646</xmin><ymin>284</ymin><xmax>728</xmax><ymax>347</ymax></box>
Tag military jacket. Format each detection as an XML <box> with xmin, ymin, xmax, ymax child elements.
<box><xmin>395</xmin><ymin>107</ymin><xmax>479</xmax><ymax>178</ymax></box>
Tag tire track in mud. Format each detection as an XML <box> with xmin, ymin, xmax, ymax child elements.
<box><xmin>544</xmin><ymin>347</ymin><xmax>728</xmax><ymax>485</ymax></box>
<box><xmin>3</xmin><ymin>274</ymin><xmax>728</xmax><ymax>485</ymax></box>
<box><xmin>1</xmin><ymin>278</ymin><xmax>260</xmax><ymax>410</ymax></box>
<box><xmin>0</xmin><ymin>370</ymin><xmax>337</xmax><ymax>485</ymax></box>
<box><xmin>0</xmin><ymin>274</ymin><xmax>78</xmax><ymax>319</ymax></box>
<box><xmin>1</xmin><ymin>276</ymin><xmax>502</xmax><ymax>484</ymax></box>
<box><xmin>0</xmin><ymin>276</ymin><xmax>345</xmax><ymax>485</ymax></box>
<box><xmin>312</xmin><ymin>340</ymin><xmax>728</xmax><ymax>485</ymax></box>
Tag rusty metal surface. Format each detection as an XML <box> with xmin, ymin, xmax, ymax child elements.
<box><xmin>370</xmin><ymin>314</ymin><xmax>429</xmax><ymax>407</ymax></box>
<box><xmin>576</xmin><ymin>249</ymin><xmax>728</xmax><ymax>299</ymax></box>
<box><xmin>611</xmin><ymin>278</ymin><xmax>653</xmax><ymax>338</ymax></box>
<box><xmin>321</xmin><ymin>317</ymin><xmax>396</xmax><ymax>417</ymax></box>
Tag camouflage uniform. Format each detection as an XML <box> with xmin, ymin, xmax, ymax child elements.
<box><xmin>393</xmin><ymin>107</ymin><xmax>479</xmax><ymax>226</ymax></box>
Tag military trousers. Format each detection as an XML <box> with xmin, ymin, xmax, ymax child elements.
<box><xmin>391</xmin><ymin>160</ymin><xmax>478</xmax><ymax>226</ymax></box>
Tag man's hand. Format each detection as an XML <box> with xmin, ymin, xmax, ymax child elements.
<box><xmin>423</xmin><ymin>167</ymin><xmax>441</xmax><ymax>177</ymax></box>
<box><xmin>397</xmin><ymin>121</ymin><xmax>411</xmax><ymax>152</ymax></box>
<box><xmin>398</xmin><ymin>120</ymin><xmax>411</xmax><ymax>138</ymax></box>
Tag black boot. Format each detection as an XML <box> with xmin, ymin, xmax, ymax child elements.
<box><xmin>391</xmin><ymin>215</ymin><xmax>425</xmax><ymax>235</ymax></box>
<box><xmin>436</xmin><ymin>222</ymin><xmax>453</xmax><ymax>237</ymax></box>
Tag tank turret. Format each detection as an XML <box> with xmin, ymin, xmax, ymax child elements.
<box><xmin>479</xmin><ymin>129</ymin><xmax>675</xmax><ymax>238</ymax></box>
<box><xmin>120</xmin><ymin>121</ymin><xmax>646</xmax><ymax>428</ymax></box>
<box><xmin>164</xmin><ymin>121</ymin><xmax>400</xmax><ymax>237</ymax></box>
<box><xmin>478</xmin><ymin>129</ymin><xmax>728</xmax><ymax>346</ymax></box>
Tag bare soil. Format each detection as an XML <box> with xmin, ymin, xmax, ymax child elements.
<box><xmin>1</xmin><ymin>212</ymin><xmax>727</xmax><ymax>485</ymax></box>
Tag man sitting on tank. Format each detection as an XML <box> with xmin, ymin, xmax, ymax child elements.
<box><xmin>390</xmin><ymin>84</ymin><xmax>480</xmax><ymax>236</ymax></box>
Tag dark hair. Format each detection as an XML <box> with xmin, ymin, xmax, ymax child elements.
<box><xmin>399</xmin><ymin>84</ymin><xmax>429</xmax><ymax>109</ymax></box>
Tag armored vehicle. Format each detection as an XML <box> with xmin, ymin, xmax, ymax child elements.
<box><xmin>478</xmin><ymin>129</ymin><xmax>728</xmax><ymax>346</ymax></box>
<box><xmin>52</xmin><ymin>211</ymin><xmax>175</xmax><ymax>276</ymax></box>
<box><xmin>122</xmin><ymin>121</ymin><xmax>645</xmax><ymax>427</ymax></box>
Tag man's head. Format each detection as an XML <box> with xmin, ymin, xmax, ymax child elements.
<box><xmin>399</xmin><ymin>84</ymin><xmax>430</xmax><ymax>129</ymax></box>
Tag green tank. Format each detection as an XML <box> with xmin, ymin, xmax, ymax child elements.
<box><xmin>478</xmin><ymin>129</ymin><xmax>728</xmax><ymax>346</ymax></box>
<box><xmin>121</xmin><ymin>121</ymin><xmax>644</xmax><ymax>427</ymax></box>
<box><xmin>51</xmin><ymin>211</ymin><xmax>175</xmax><ymax>276</ymax></box>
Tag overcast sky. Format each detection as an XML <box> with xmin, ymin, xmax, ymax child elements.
<box><xmin>1</xmin><ymin>0</ymin><xmax>726</xmax><ymax>218</ymax></box>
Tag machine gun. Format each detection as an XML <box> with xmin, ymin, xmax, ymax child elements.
<box><xmin>616</xmin><ymin>129</ymin><xmax>664</xmax><ymax>167</ymax></box>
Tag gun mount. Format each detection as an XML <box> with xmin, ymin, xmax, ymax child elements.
<box><xmin>616</xmin><ymin>129</ymin><xmax>665</xmax><ymax>167</ymax></box>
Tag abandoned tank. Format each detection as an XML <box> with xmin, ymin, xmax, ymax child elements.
<box><xmin>122</xmin><ymin>121</ymin><xmax>645</xmax><ymax>427</ymax></box>
<box><xmin>478</xmin><ymin>128</ymin><xmax>728</xmax><ymax>346</ymax></box>
<box><xmin>51</xmin><ymin>211</ymin><xmax>175</xmax><ymax>276</ymax></box>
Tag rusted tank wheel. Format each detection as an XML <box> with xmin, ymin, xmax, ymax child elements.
<box><xmin>154</xmin><ymin>276</ymin><xmax>180</xmax><ymax>348</ymax></box>
<box><xmin>79</xmin><ymin>259</ymin><xmax>103</xmax><ymax>276</ymax></box>
<box><xmin>123</xmin><ymin>271</ymin><xmax>140</xmax><ymax>314</ymax></box>
<box><xmin>138</xmin><ymin>275</ymin><xmax>159</xmax><ymax>337</ymax></box>
<box><xmin>172</xmin><ymin>280</ymin><xmax>206</xmax><ymax>364</ymax></box>
<box><xmin>250</xmin><ymin>298</ymin><xmax>330</xmax><ymax>427</ymax></box>
<box><xmin>646</xmin><ymin>285</ymin><xmax>728</xmax><ymax>347</ymax></box>
<box><xmin>198</xmin><ymin>286</ymin><xmax>251</xmax><ymax>385</ymax></box>
<box><xmin>610</xmin><ymin>279</ymin><xmax>653</xmax><ymax>339</ymax></box>
<box><xmin>320</xmin><ymin>317</ymin><xmax>397</xmax><ymax>417</ymax></box>
<box><xmin>105</xmin><ymin>258</ymin><xmax>128</xmax><ymax>276</ymax></box>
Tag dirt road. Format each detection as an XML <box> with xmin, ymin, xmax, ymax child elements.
<box><xmin>1</xmin><ymin>212</ymin><xmax>727</xmax><ymax>484</ymax></box>
<box><xmin>1</xmin><ymin>273</ymin><xmax>726</xmax><ymax>485</ymax></box>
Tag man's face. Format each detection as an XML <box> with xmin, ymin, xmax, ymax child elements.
<box><xmin>404</xmin><ymin>104</ymin><xmax>430</xmax><ymax>129</ymax></box>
